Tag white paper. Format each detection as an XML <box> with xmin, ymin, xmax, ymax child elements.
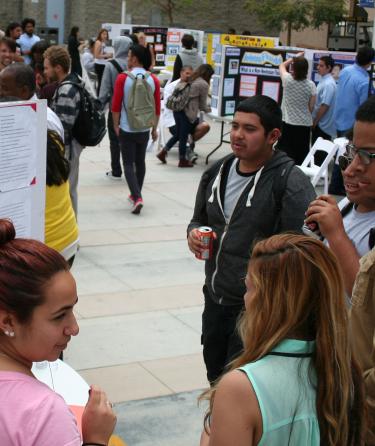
<box><xmin>262</xmin><ymin>81</ymin><xmax>280</xmax><ymax>102</ymax></box>
<box><xmin>0</xmin><ymin>188</ymin><xmax>32</xmax><ymax>238</ymax></box>
<box><xmin>240</xmin><ymin>75</ymin><xmax>257</xmax><ymax>97</ymax></box>
<box><xmin>225</xmin><ymin>100</ymin><xmax>236</xmax><ymax>115</ymax></box>
<box><xmin>228</xmin><ymin>59</ymin><xmax>239</xmax><ymax>75</ymax></box>
<box><xmin>0</xmin><ymin>104</ymin><xmax>37</xmax><ymax>192</ymax></box>
<box><xmin>223</xmin><ymin>78</ymin><xmax>235</xmax><ymax>97</ymax></box>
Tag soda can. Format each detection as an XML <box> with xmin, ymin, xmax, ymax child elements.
<box><xmin>302</xmin><ymin>221</ymin><xmax>322</xmax><ymax>240</ymax></box>
<box><xmin>196</xmin><ymin>226</ymin><xmax>213</xmax><ymax>261</ymax></box>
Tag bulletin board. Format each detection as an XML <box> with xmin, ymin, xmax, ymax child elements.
<box><xmin>211</xmin><ymin>46</ymin><xmax>296</xmax><ymax>117</ymax></box>
<box><xmin>310</xmin><ymin>50</ymin><xmax>356</xmax><ymax>83</ymax></box>
<box><xmin>132</xmin><ymin>26</ymin><xmax>168</xmax><ymax>67</ymax></box>
<box><xmin>0</xmin><ymin>99</ymin><xmax>47</xmax><ymax>241</ymax></box>
<box><xmin>166</xmin><ymin>28</ymin><xmax>204</xmax><ymax>71</ymax></box>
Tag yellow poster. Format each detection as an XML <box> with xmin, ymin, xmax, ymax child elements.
<box><xmin>220</xmin><ymin>34</ymin><xmax>278</xmax><ymax>48</ymax></box>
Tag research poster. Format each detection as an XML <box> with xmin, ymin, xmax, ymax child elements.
<box><xmin>311</xmin><ymin>51</ymin><xmax>356</xmax><ymax>83</ymax></box>
<box><xmin>214</xmin><ymin>46</ymin><xmax>295</xmax><ymax>117</ymax></box>
<box><xmin>0</xmin><ymin>100</ymin><xmax>47</xmax><ymax>241</ymax></box>
<box><xmin>166</xmin><ymin>28</ymin><xmax>204</xmax><ymax>71</ymax></box>
<box><xmin>132</xmin><ymin>26</ymin><xmax>168</xmax><ymax>67</ymax></box>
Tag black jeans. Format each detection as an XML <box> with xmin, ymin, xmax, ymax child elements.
<box><xmin>202</xmin><ymin>286</ymin><xmax>244</xmax><ymax>384</ymax></box>
<box><xmin>277</xmin><ymin>122</ymin><xmax>311</xmax><ymax>165</ymax></box>
<box><xmin>107</xmin><ymin>111</ymin><xmax>122</xmax><ymax>177</ymax></box>
<box><xmin>119</xmin><ymin>130</ymin><xmax>149</xmax><ymax>200</ymax></box>
<box><xmin>165</xmin><ymin>111</ymin><xmax>194</xmax><ymax>160</ymax></box>
<box><xmin>328</xmin><ymin>129</ymin><xmax>347</xmax><ymax>196</ymax></box>
<box><xmin>94</xmin><ymin>63</ymin><xmax>105</xmax><ymax>95</ymax></box>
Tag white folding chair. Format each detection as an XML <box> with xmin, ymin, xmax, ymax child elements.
<box><xmin>298</xmin><ymin>137</ymin><xmax>338</xmax><ymax>193</ymax></box>
<box><xmin>333</xmin><ymin>137</ymin><xmax>348</xmax><ymax>165</ymax></box>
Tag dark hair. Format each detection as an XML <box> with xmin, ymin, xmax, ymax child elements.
<box><xmin>2</xmin><ymin>63</ymin><xmax>36</xmax><ymax>96</ymax></box>
<box><xmin>356</xmin><ymin>46</ymin><xmax>375</xmax><ymax>66</ymax></box>
<box><xmin>129</xmin><ymin>44</ymin><xmax>149</xmax><ymax>69</ymax></box>
<box><xmin>5</xmin><ymin>22</ymin><xmax>21</xmax><ymax>37</ymax></box>
<box><xmin>355</xmin><ymin>95</ymin><xmax>375</xmax><ymax>123</ymax></box>
<box><xmin>181</xmin><ymin>65</ymin><xmax>193</xmax><ymax>72</ymax></box>
<box><xmin>46</xmin><ymin>130</ymin><xmax>70</xmax><ymax>187</ymax></box>
<box><xmin>30</xmin><ymin>40</ymin><xmax>50</xmax><ymax>60</ymax></box>
<box><xmin>21</xmin><ymin>18</ymin><xmax>36</xmax><ymax>31</ymax></box>
<box><xmin>190</xmin><ymin>63</ymin><xmax>214</xmax><ymax>83</ymax></box>
<box><xmin>129</xmin><ymin>33</ymin><xmax>139</xmax><ymax>45</ymax></box>
<box><xmin>292</xmin><ymin>56</ymin><xmax>308</xmax><ymax>80</ymax></box>
<box><xmin>236</xmin><ymin>95</ymin><xmax>282</xmax><ymax>134</ymax></box>
<box><xmin>0</xmin><ymin>37</ymin><xmax>16</xmax><ymax>53</ymax></box>
<box><xmin>242</xmin><ymin>30</ymin><xmax>252</xmax><ymax>35</ymax></box>
<box><xmin>70</xmin><ymin>26</ymin><xmax>79</xmax><ymax>37</ymax></box>
<box><xmin>320</xmin><ymin>55</ymin><xmax>335</xmax><ymax>72</ymax></box>
<box><xmin>181</xmin><ymin>34</ymin><xmax>194</xmax><ymax>50</ymax></box>
<box><xmin>228</xmin><ymin>28</ymin><xmax>236</xmax><ymax>34</ymax></box>
<box><xmin>0</xmin><ymin>219</ymin><xmax>68</xmax><ymax>323</ymax></box>
<box><xmin>96</xmin><ymin>28</ymin><xmax>108</xmax><ymax>42</ymax></box>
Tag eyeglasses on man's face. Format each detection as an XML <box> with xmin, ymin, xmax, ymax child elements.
<box><xmin>338</xmin><ymin>143</ymin><xmax>375</xmax><ymax>171</ymax></box>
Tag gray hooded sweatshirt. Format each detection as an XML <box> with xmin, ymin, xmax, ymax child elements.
<box><xmin>99</xmin><ymin>36</ymin><xmax>132</xmax><ymax>107</ymax></box>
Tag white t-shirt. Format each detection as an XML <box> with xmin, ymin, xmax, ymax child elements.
<box><xmin>281</xmin><ymin>73</ymin><xmax>316</xmax><ymax>127</ymax></box>
<box><xmin>162</xmin><ymin>79</ymin><xmax>180</xmax><ymax>128</ymax></box>
<box><xmin>339</xmin><ymin>197</ymin><xmax>375</xmax><ymax>257</ymax></box>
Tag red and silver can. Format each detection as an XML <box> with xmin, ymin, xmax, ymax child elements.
<box><xmin>196</xmin><ymin>226</ymin><xmax>213</xmax><ymax>261</ymax></box>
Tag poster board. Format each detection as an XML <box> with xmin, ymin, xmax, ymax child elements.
<box><xmin>207</xmin><ymin>33</ymin><xmax>279</xmax><ymax>67</ymax></box>
<box><xmin>212</xmin><ymin>46</ymin><xmax>296</xmax><ymax>117</ymax></box>
<box><xmin>102</xmin><ymin>23</ymin><xmax>137</xmax><ymax>41</ymax></box>
<box><xmin>166</xmin><ymin>28</ymin><xmax>204</xmax><ymax>71</ymax></box>
<box><xmin>310</xmin><ymin>50</ymin><xmax>356</xmax><ymax>83</ymax></box>
<box><xmin>132</xmin><ymin>26</ymin><xmax>168</xmax><ymax>67</ymax></box>
<box><xmin>0</xmin><ymin>99</ymin><xmax>47</xmax><ymax>240</ymax></box>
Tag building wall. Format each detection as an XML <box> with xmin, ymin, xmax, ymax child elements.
<box><xmin>0</xmin><ymin>0</ymin><xmax>277</xmax><ymax>42</ymax></box>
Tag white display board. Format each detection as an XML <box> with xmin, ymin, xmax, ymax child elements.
<box><xmin>0</xmin><ymin>99</ymin><xmax>47</xmax><ymax>241</ymax></box>
<box><xmin>166</xmin><ymin>28</ymin><xmax>204</xmax><ymax>71</ymax></box>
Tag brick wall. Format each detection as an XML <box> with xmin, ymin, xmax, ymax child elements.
<box><xmin>0</xmin><ymin>0</ymin><xmax>277</xmax><ymax>42</ymax></box>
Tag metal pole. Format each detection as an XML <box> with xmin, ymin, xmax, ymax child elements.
<box><xmin>121</xmin><ymin>1</ymin><xmax>126</xmax><ymax>23</ymax></box>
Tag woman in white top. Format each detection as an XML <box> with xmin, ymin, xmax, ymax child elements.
<box><xmin>277</xmin><ymin>52</ymin><xmax>316</xmax><ymax>165</ymax></box>
<box><xmin>94</xmin><ymin>28</ymin><xmax>112</xmax><ymax>95</ymax></box>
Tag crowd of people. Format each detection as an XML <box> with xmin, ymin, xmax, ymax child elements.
<box><xmin>0</xmin><ymin>15</ymin><xmax>374</xmax><ymax>446</ymax></box>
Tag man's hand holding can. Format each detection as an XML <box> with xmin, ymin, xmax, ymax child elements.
<box><xmin>188</xmin><ymin>227</ymin><xmax>217</xmax><ymax>260</ymax></box>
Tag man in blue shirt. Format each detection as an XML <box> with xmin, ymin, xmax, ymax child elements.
<box><xmin>330</xmin><ymin>46</ymin><xmax>374</xmax><ymax>194</ymax></box>
<box><xmin>17</xmin><ymin>18</ymin><xmax>40</xmax><ymax>65</ymax></box>
<box><xmin>312</xmin><ymin>55</ymin><xmax>337</xmax><ymax>144</ymax></box>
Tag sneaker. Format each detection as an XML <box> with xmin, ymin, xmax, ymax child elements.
<box><xmin>156</xmin><ymin>149</ymin><xmax>168</xmax><ymax>164</ymax></box>
<box><xmin>178</xmin><ymin>159</ymin><xmax>194</xmax><ymax>168</ymax></box>
<box><xmin>190</xmin><ymin>151</ymin><xmax>198</xmax><ymax>164</ymax></box>
<box><xmin>131</xmin><ymin>198</ymin><xmax>143</xmax><ymax>214</ymax></box>
<box><xmin>106</xmin><ymin>171</ymin><xmax>122</xmax><ymax>180</ymax></box>
<box><xmin>128</xmin><ymin>194</ymin><xmax>135</xmax><ymax>205</ymax></box>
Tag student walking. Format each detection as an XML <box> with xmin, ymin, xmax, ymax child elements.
<box><xmin>112</xmin><ymin>44</ymin><xmax>161</xmax><ymax>214</ymax></box>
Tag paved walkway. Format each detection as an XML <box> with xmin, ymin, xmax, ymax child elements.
<box><xmin>65</xmin><ymin>119</ymin><xmax>227</xmax><ymax>444</ymax></box>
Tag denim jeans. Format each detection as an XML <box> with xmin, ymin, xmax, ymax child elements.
<box><xmin>165</xmin><ymin>111</ymin><xmax>194</xmax><ymax>160</ymax></box>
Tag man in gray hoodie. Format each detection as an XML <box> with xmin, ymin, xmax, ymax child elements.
<box><xmin>99</xmin><ymin>36</ymin><xmax>132</xmax><ymax>179</ymax></box>
<box><xmin>172</xmin><ymin>34</ymin><xmax>203</xmax><ymax>82</ymax></box>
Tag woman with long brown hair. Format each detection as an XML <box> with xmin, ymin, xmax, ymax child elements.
<box><xmin>200</xmin><ymin>234</ymin><xmax>365</xmax><ymax>446</ymax></box>
<box><xmin>93</xmin><ymin>28</ymin><xmax>112</xmax><ymax>94</ymax></box>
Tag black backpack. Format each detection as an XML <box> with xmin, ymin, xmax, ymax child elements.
<box><xmin>58</xmin><ymin>80</ymin><xmax>106</xmax><ymax>147</ymax></box>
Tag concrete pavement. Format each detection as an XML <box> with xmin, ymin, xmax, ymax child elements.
<box><xmin>65</xmin><ymin>119</ymin><xmax>225</xmax><ymax>445</ymax></box>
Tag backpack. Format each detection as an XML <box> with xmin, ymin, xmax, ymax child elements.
<box><xmin>166</xmin><ymin>81</ymin><xmax>191</xmax><ymax>112</ymax></box>
<box><xmin>59</xmin><ymin>80</ymin><xmax>106</xmax><ymax>147</ymax></box>
<box><xmin>124</xmin><ymin>71</ymin><xmax>156</xmax><ymax>130</ymax></box>
<box><xmin>109</xmin><ymin>59</ymin><xmax>123</xmax><ymax>75</ymax></box>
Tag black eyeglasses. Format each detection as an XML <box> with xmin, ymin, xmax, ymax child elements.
<box><xmin>338</xmin><ymin>143</ymin><xmax>375</xmax><ymax>170</ymax></box>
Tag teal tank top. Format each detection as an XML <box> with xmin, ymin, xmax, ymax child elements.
<box><xmin>238</xmin><ymin>339</ymin><xmax>320</xmax><ymax>445</ymax></box>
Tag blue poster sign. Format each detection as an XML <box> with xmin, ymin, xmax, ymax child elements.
<box><xmin>359</xmin><ymin>0</ymin><xmax>374</xmax><ymax>8</ymax></box>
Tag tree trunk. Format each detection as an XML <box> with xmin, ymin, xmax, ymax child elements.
<box><xmin>167</xmin><ymin>0</ymin><xmax>174</xmax><ymax>25</ymax></box>
<box><xmin>287</xmin><ymin>21</ymin><xmax>292</xmax><ymax>46</ymax></box>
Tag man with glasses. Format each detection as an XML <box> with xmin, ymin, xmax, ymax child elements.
<box><xmin>306</xmin><ymin>96</ymin><xmax>375</xmax><ymax>296</ymax></box>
